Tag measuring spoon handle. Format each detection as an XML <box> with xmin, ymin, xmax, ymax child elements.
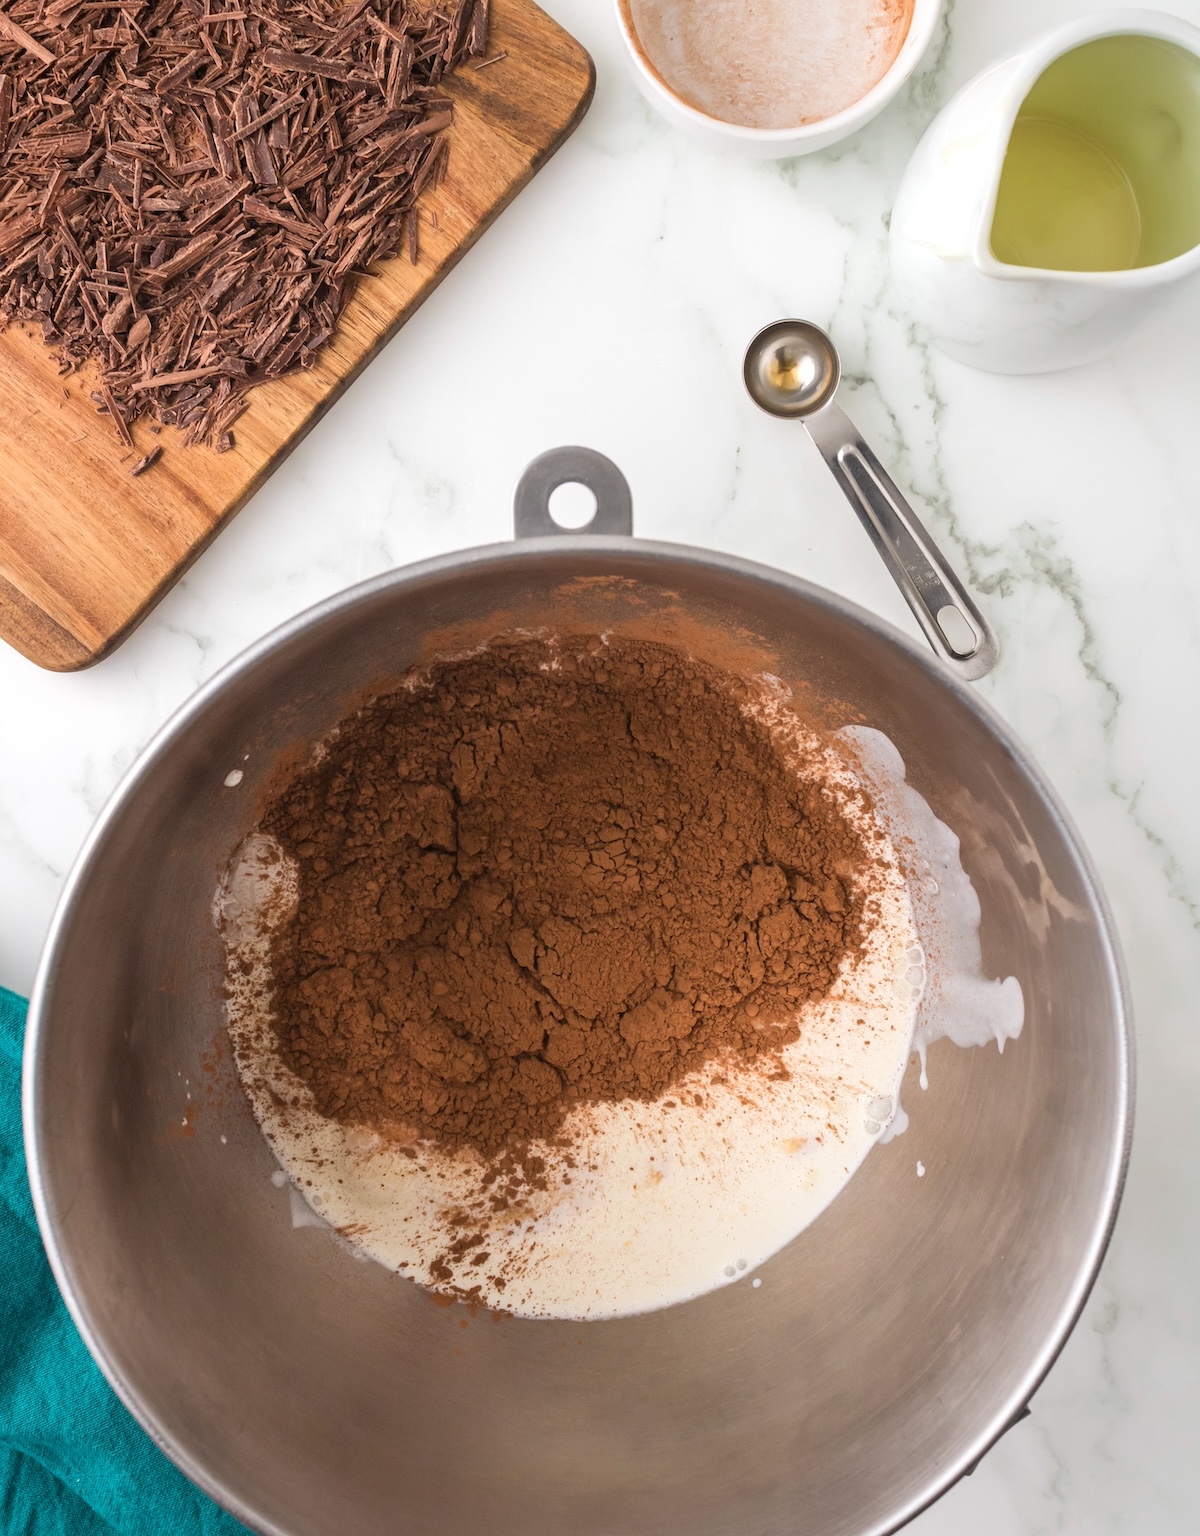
<box><xmin>802</xmin><ymin>400</ymin><xmax>999</xmax><ymax>681</ymax></box>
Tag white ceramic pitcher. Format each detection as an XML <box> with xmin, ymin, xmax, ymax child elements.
<box><xmin>890</xmin><ymin>11</ymin><xmax>1200</xmax><ymax>373</ymax></box>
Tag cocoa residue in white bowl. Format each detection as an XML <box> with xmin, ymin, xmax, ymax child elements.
<box><xmin>622</xmin><ymin>0</ymin><xmax>915</xmax><ymax>130</ymax></box>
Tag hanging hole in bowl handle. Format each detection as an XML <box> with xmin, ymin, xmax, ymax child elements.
<box><xmin>513</xmin><ymin>447</ymin><xmax>634</xmax><ymax>539</ymax></box>
<box><xmin>548</xmin><ymin>481</ymin><xmax>599</xmax><ymax>529</ymax></box>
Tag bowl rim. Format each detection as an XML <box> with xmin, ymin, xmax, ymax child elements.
<box><xmin>23</xmin><ymin>532</ymin><xmax>1134</xmax><ymax>1536</ymax></box>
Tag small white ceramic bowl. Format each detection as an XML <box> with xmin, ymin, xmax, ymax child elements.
<box><xmin>615</xmin><ymin>0</ymin><xmax>943</xmax><ymax>157</ymax></box>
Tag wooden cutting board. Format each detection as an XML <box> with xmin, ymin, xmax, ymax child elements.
<box><xmin>0</xmin><ymin>0</ymin><xmax>593</xmax><ymax>671</ymax></box>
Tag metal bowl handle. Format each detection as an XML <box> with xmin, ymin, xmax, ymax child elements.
<box><xmin>513</xmin><ymin>447</ymin><xmax>634</xmax><ymax>539</ymax></box>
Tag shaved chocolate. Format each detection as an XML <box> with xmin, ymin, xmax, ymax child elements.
<box><xmin>0</xmin><ymin>9</ymin><xmax>56</xmax><ymax>65</ymax></box>
<box><xmin>0</xmin><ymin>0</ymin><xmax>486</xmax><ymax>459</ymax></box>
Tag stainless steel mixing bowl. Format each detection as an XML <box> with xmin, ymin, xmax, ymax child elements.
<box><xmin>24</xmin><ymin>448</ymin><xmax>1131</xmax><ymax>1536</ymax></box>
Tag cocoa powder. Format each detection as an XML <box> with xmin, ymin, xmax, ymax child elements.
<box><xmin>263</xmin><ymin>636</ymin><xmax>869</xmax><ymax>1158</ymax></box>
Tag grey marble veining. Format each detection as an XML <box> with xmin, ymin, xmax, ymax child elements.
<box><xmin>2</xmin><ymin>0</ymin><xmax>1199</xmax><ymax>1529</ymax></box>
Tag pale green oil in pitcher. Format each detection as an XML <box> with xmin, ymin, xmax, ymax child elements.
<box><xmin>991</xmin><ymin>35</ymin><xmax>1200</xmax><ymax>273</ymax></box>
<box><xmin>890</xmin><ymin>13</ymin><xmax>1200</xmax><ymax>372</ymax></box>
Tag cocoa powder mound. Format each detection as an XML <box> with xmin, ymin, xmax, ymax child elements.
<box><xmin>263</xmin><ymin>636</ymin><xmax>869</xmax><ymax>1157</ymax></box>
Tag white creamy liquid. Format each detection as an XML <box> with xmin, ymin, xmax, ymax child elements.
<box><xmin>839</xmin><ymin>725</ymin><xmax>1026</xmax><ymax>1119</ymax></box>
<box><xmin>219</xmin><ymin>679</ymin><xmax>1022</xmax><ymax>1322</ymax></box>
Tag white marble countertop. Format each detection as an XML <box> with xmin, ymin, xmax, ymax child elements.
<box><xmin>2</xmin><ymin>0</ymin><xmax>1198</xmax><ymax>1529</ymax></box>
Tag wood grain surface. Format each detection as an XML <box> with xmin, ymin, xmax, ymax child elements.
<box><xmin>0</xmin><ymin>0</ymin><xmax>593</xmax><ymax>671</ymax></box>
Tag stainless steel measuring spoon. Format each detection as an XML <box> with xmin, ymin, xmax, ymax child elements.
<box><xmin>743</xmin><ymin>319</ymin><xmax>999</xmax><ymax>681</ymax></box>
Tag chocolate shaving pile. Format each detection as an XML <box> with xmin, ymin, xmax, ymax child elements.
<box><xmin>0</xmin><ymin>0</ymin><xmax>487</xmax><ymax>452</ymax></box>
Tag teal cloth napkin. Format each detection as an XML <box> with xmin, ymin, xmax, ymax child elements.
<box><xmin>0</xmin><ymin>985</ymin><xmax>249</xmax><ymax>1536</ymax></box>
